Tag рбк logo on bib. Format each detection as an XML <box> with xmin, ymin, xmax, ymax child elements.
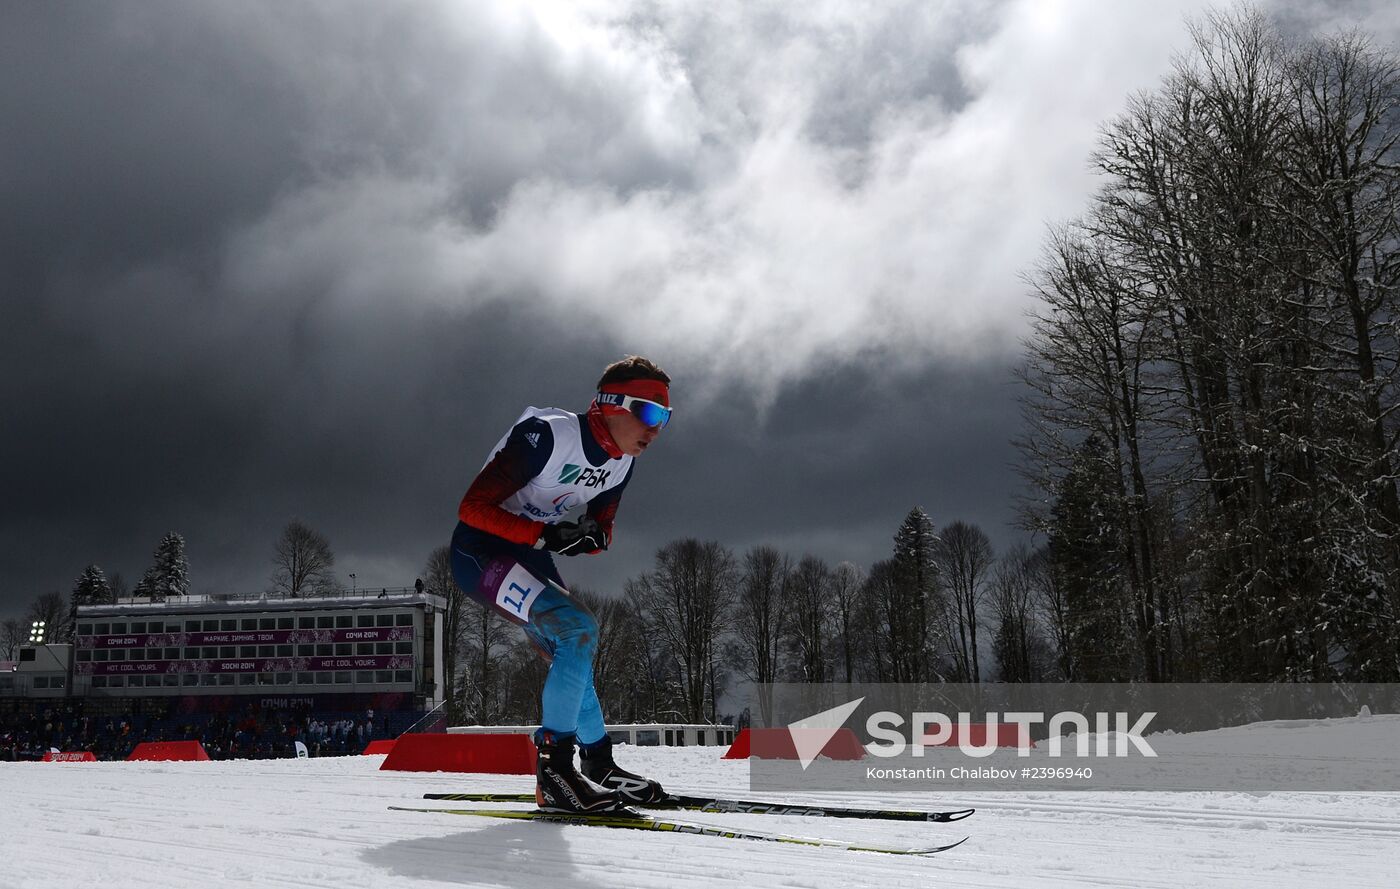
<box><xmin>558</xmin><ymin>464</ymin><xmax>583</xmax><ymax>484</ymax></box>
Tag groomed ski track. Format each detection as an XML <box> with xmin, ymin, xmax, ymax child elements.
<box><xmin>2</xmin><ymin>743</ymin><xmax>1395</xmax><ymax>888</ymax></box>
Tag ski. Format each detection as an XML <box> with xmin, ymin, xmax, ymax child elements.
<box><xmin>420</xmin><ymin>792</ymin><xmax>975</xmax><ymax>823</ymax></box>
<box><xmin>390</xmin><ymin>805</ymin><xmax>968</xmax><ymax>856</ymax></box>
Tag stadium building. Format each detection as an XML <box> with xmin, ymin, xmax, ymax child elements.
<box><xmin>3</xmin><ymin>586</ymin><xmax>446</xmax><ymax>722</ymax></box>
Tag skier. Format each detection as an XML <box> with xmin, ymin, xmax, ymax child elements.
<box><xmin>450</xmin><ymin>356</ymin><xmax>672</xmax><ymax>813</ymax></box>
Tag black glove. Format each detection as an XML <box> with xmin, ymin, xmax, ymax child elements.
<box><xmin>535</xmin><ymin>516</ymin><xmax>608</xmax><ymax>556</ymax></box>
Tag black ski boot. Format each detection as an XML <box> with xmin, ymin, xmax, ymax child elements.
<box><xmin>535</xmin><ymin>732</ymin><xmax>625</xmax><ymax>814</ymax></box>
<box><xmin>579</xmin><ymin>735</ymin><xmax>669</xmax><ymax>805</ymax></box>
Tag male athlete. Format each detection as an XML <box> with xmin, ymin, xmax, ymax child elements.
<box><xmin>450</xmin><ymin>356</ymin><xmax>671</xmax><ymax>813</ymax></box>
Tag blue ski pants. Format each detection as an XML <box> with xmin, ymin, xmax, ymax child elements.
<box><xmin>449</xmin><ymin>522</ymin><xmax>606</xmax><ymax>744</ymax></box>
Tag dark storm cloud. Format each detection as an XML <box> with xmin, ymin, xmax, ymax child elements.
<box><xmin>4</xmin><ymin>1</ymin><xmax>1396</xmax><ymax>614</ymax></box>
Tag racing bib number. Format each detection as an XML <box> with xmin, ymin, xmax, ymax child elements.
<box><xmin>495</xmin><ymin>563</ymin><xmax>545</xmax><ymax>620</ymax></box>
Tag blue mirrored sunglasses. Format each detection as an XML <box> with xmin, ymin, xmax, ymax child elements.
<box><xmin>621</xmin><ymin>395</ymin><xmax>671</xmax><ymax>429</ymax></box>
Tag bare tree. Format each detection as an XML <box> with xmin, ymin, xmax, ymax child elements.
<box><xmin>627</xmin><ymin>540</ymin><xmax>735</xmax><ymax>723</ymax></box>
<box><xmin>1</xmin><ymin>618</ymin><xmax>25</xmax><ymax>661</ymax></box>
<box><xmin>24</xmin><ymin>591</ymin><xmax>67</xmax><ymax>641</ymax></box>
<box><xmin>936</xmin><ymin>521</ymin><xmax>995</xmax><ymax>683</ymax></box>
<box><xmin>731</xmin><ymin>546</ymin><xmax>791</xmax><ymax>725</ymax></box>
<box><xmin>269</xmin><ymin>520</ymin><xmax>340</xmax><ymax>597</ymax></box>
<box><xmin>829</xmin><ymin>561</ymin><xmax>865</xmax><ymax>683</ymax></box>
<box><xmin>989</xmin><ymin>545</ymin><xmax>1054</xmax><ymax>682</ymax></box>
<box><xmin>786</xmin><ymin>555</ymin><xmax>831</xmax><ymax>682</ymax></box>
<box><xmin>859</xmin><ymin>559</ymin><xmax>903</xmax><ymax>683</ymax></box>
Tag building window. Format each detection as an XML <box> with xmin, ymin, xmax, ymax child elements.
<box><xmin>277</xmin><ymin>618</ymin><xmax>293</xmax><ymax>630</ymax></box>
<box><xmin>395</xmin><ymin>613</ymin><xmax>412</xmax><ymax>626</ymax></box>
<box><xmin>296</xmin><ymin>672</ymin><xmax>314</xmax><ymax>685</ymax></box>
<box><xmin>77</xmin><ymin>623</ymin><xmax>92</xmax><ymax>635</ymax></box>
<box><xmin>316</xmin><ymin>616</ymin><xmax>333</xmax><ymax>629</ymax></box>
<box><xmin>33</xmin><ymin>676</ymin><xmax>50</xmax><ymax>689</ymax></box>
<box><xmin>96</xmin><ymin>623</ymin><xmax>110</xmax><ymax>634</ymax></box>
<box><xmin>334</xmin><ymin>672</ymin><xmax>352</xmax><ymax>684</ymax></box>
<box><xmin>394</xmin><ymin>670</ymin><xmax>411</xmax><ymax>683</ymax></box>
<box><xmin>238</xmin><ymin>674</ymin><xmax>256</xmax><ymax>686</ymax></box>
<box><xmin>164</xmin><ymin>648</ymin><xmax>179</xmax><ymax>660</ymax></box>
<box><xmin>94</xmin><ymin>650</ymin><xmax>109</xmax><ymax>662</ymax></box>
<box><xmin>202</xmin><ymin>647</ymin><xmax>218</xmax><ymax>658</ymax></box>
<box><xmin>200</xmin><ymin>674</ymin><xmax>216</xmax><ymax>686</ymax></box>
<box><xmin>335</xmin><ymin>643</ymin><xmax>351</xmax><ymax>656</ymax></box>
<box><xmin>185</xmin><ymin>621</ymin><xmax>200</xmax><ymax>632</ymax></box>
<box><xmin>182</xmin><ymin>675</ymin><xmax>198</xmax><ymax>687</ymax></box>
<box><xmin>163</xmin><ymin>674</ymin><xmax>178</xmax><ymax>687</ymax></box>
<box><xmin>131</xmin><ymin>622</ymin><xmax>146</xmax><ymax>634</ymax></box>
<box><xmin>111</xmin><ymin>623</ymin><xmax>127</xmax><ymax>634</ymax></box>
<box><xmin>219</xmin><ymin>647</ymin><xmax>235</xmax><ymax>658</ymax></box>
<box><xmin>241</xmin><ymin>618</ymin><xmax>257</xmax><ymax>630</ymax></box>
<box><xmin>91</xmin><ymin>676</ymin><xmax>107</xmax><ymax>688</ymax></box>
<box><xmin>77</xmin><ymin>649</ymin><xmax>92</xmax><ymax>662</ymax></box>
<box><xmin>260</xmin><ymin>618</ymin><xmax>275</xmax><ymax>630</ymax></box>
<box><xmin>335</xmin><ymin>615</ymin><xmax>352</xmax><ymax>628</ymax></box>
<box><xmin>183</xmin><ymin>648</ymin><xmax>198</xmax><ymax>659</ymax></box>
<box><xmin>298</xmin><ymin>617</ymin><xmax>314</xmax><ymax>629</ymax></box>
<box><xmin>217</xmin><ymin>674</ymin><xmax>234</xmax><ymax>686</ymax></box>
<box><xmin>357</xmin><ymin>643</ymin><xmax>374</xmax><ymax>656</ymax></box>
<box><xmin>395</xmin><ymin>641</ymin><xmax>412</xmax><ymax>654</ymax></box>
<box><xmin>166</xmin><ymin>623</ymin><xmax>181</xmax><ymax>633</ymax></box>
<box><xmin>375</xmin><ymin>671</ymin><xmax>392</xmax><ymax>683</ymax></box>
<box><xmin>221</xmin><ymin>620</ymin><xmax>236</xmax><ymax>631</ymax></box>
<box><xmin>276</xmin><ymin>673</ymin><xmax>293</xmax><ymax>685</ymax></box>
<box><xmin>109</xmin><ymin>650</ymin><xmax>125</xmax><ymax>662</ymax></box>
<box><xmin>202</xmin><ymin>620</ymin><xmax>218</xmax><ymax>631</ymax></box>
<box><xmin>240</xmin><ymin>646</ymin><xmax>255</xmax><ymax>658</ymax></box>
<box><xmin>257</xmin><ymin>646</ymin><xmax>274</xmax><ymax>658</ymax></box>
<box><xmin>376</xmin><ymin>614</ymin><xmax>393</xmax><ymax>627</ymax></box>
<box><xmin>108</xmin><ymin>676</ymin><xmax>125</xmax><ymax>688</ymax></box>
<box><xmin>316</xmin><ymin>672</ymin><xmax>333</xmax><ymax>684</ymax></box>
<box><xmin>142</xmin><ymin>675</ymin><xmax>159</xmax><ymax>688</ymax></box>
<box><xmin>315</xmin><ymin>644</ymin><xmax>331</xmax><ymax>656</ymax></box>
<box><xmin>357</xmin><ymin>614</ymin><xmax>374</xmax><ymax>628</ymax></box>
<box><xmin>276</xmin><ymin>645</ymin><xmax>291</xmax><ymax>657</ymax></box>
<box><xmin>297</xmin><ymin>644</ymin><xmax>313</xmax><ymax>656</ymax></box>
<box><xmin>355</xmin><ymin>671</ymin><xmax>373</xmax><ymax>683</ymax></box>
<box><xmin>375</xmin><ymin>642</ymin><xmax>392</xmax><ymax>655</ymax></box>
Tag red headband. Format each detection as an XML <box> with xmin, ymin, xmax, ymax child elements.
<box><xmin>598</xmin><ymin>379</ymin><xmax>670</xmax><ymax>408</ymax></box>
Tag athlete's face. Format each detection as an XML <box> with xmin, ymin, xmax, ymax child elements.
<box><xmin>605</xmin><ymin>409</ymin><xmax>663</xmax><ymax>457</ymax></box>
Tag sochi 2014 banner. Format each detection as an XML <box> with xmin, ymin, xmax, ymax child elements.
<box><xmin>75</xmin><ymin>627</ymin><xmax>411</xmax><ymax>649</ymax></box>
<box><xmin>75</xmin><ymin>655</ymin><xmax>413</xmax><ymax>676</ymax></box>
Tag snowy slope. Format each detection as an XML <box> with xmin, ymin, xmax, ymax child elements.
<box><xmin>2</xmin><ymin>720</ymin><xmax>1397</xmax><ymax>889</ymax></box>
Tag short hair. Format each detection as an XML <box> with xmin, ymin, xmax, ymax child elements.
<box><xmin>597</xmin><ymin>355</ymin><xmax>670</xmax><ymax>389</ymax></box>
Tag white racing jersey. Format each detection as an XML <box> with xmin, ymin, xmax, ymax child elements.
<box><xmin>487</xmin><ymin>407</ymin><xmax>633</xmax><ymax>525</ymax></box>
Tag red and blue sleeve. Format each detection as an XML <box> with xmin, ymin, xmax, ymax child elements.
<box><xmin>457</xmin><ymin>418</ymin><xmax>553</xmax><ymax>546</ymax></box>
<box><xmin>585</xmin><ymin>462</ymin><xmax>633</xmax><ymax>548</ymax></box>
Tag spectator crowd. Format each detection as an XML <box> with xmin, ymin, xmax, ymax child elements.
<box><xmin>0</xmin><ymin>699</ymin><xmax>414</xmax><ymax>761</ymax></box>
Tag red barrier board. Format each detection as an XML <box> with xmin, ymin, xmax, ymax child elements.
<box><xmin>42</xmin><ymin>751</ymin><xmax>97</xmax><ymax>762</ymax></box>
<box><xmin>361</xmin><ymin>739</ymin><xmax>397</xmax><ymax>755</ymax></box>
<box><xmin>126</xmin><ymin>741</ymin><xmax>211</xmax><ymax>762</ymax></box>
<box><xmin>380</xmin><ymin>733</ymin><xmax>536</xmax><ymax>774</ymax></box>
<box><xmin>722</xmin><ymin>727</ymin><xmax>866</xmax><ymax>761</ymax></box>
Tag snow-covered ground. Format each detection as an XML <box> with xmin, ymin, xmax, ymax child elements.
<box><xmin>2</xmin><ymin>720</ymin><xmax>1397</xmax><ymax>889</ymax></box>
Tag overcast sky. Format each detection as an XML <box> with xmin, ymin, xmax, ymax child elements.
<box><xmin>4</xmin><ymin>0</ymin><xmax>1397</xmax><ymax>616</ymax></box>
